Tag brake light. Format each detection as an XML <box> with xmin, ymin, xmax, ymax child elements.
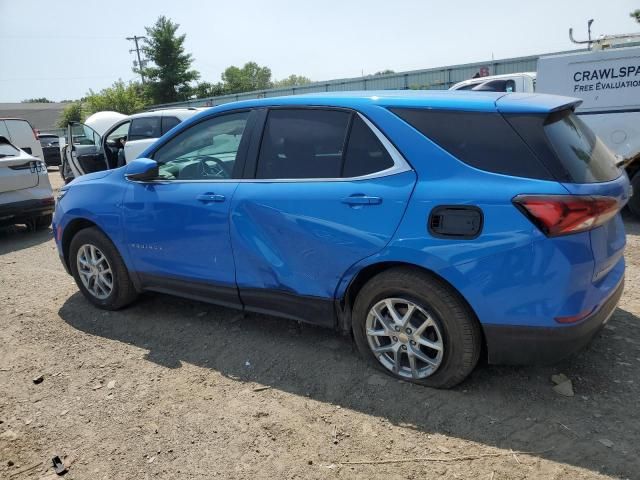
<box><xmin>513</xmin><ymin>195</ymin><xmax>619</xmax><ymax>237</ymax></box>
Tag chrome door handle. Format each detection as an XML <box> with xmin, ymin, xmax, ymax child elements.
<box><xmin>196</xmin><ymin>193</ymin><xmax>226</xmax><ymax>203</ymax></box>
<box><xmin>342</xmin><ymin>194</ymin><xmax>382</xmax><ymax>206</ymax></box>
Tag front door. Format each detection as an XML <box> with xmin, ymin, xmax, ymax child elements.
<box><xmin>65</xmin><ymin>122</ymin><xmax>107</xmax><ymax>178</ymax></box>
<box><xmin>122</xmin><ymin>110</ymin><xmax>254</xmax><ymax>308</ymax></box>
<box><xmin>231</xmin><ymin>108</ymin><xmax>416</xmax><ymax>326</ymax></box>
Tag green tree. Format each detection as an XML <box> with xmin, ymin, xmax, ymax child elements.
<box><xmin>140</xmin><ymin>16</ymin><xmax>200</xmax><ymax>104</ymax></box>
<box><xmin>22</xmin><ymin>97</ymin><xmax>53</xmax><ymax>103</ymax></box>
<box><xmin>221</xmin><ymin>62</ymin><xmax>272</xmax><ymax>93</ymax></box>
<box><xmin>631</xmin><ymin>9</ymin><xmax>640</xmax><ymax>23</ymax></box>
<box><xmin>374</xmin><ymin>69</ymin><xmax>395</xmax><ymax>76</ymax></box>
<box><xmin>191</xmin><ymin>81</ymin><xmax>225</xmax><ymax>98</ymax></box>
<box><xmin>57</xmin><ymin>102</ymin><xmax>83</xmax><ymax>128</ymax></box>
<box><xmin>272</xmin><ymin>74</ymin><xmax>311</xmax><ymax>88</ymax></box>
<box><xmin>84</xmin><ymin>80</ymin><xmax>147</xmax><ymax>116</ymax></box>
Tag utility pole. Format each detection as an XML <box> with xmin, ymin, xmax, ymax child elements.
<box><xmin>126</xmin><ymin>35</ymin><xmax>147</xmax><ymax>84</ymax></box>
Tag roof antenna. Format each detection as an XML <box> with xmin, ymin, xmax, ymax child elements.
<box><xmin>569</xmin><ymin>19</ymin><xmax>595</xmax><ymax>50</ymax></box>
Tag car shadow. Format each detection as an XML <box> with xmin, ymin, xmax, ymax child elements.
<box><xmin>0</xmin><ymin>225</ymin><xmax>52</xmax><ymax>255</ymax></box>
<box><xmin>58</xmin><ymin>291</ymin><xmax>640</xmax><ymax>478</ymax></box>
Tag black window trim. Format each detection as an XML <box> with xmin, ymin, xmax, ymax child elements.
<box><xmin>249</xmin><ymin>106</ymin><xmax>411</xmax><ymax>182</ymax></box>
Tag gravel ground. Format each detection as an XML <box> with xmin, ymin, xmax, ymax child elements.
<box><xmin>1</xmin><ymin>170</ymin><xmax>639</xmax><ymax>480</ymax></box>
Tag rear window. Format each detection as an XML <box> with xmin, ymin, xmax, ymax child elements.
<box><xmin>0</xmin><ymin>140</ymin><xmax>19</xmax><ymax>158</ymax></box>
<box><xmin>342</xmin><ymin>116</ymin><xmax>394</xmax><ymax>177</ymax></box>
<box><xmin>256</xmin><ymin>109</ymin><xmax>350</xmax><ymax>179</ymax></box>
<box><xmin>541</xmin><ymin>111</ymin><xmax>620</xmax><ymax>183</ymax></box>
<box><xmin>390</xmin><ymin>108</ymin><xmax>553</xmax><ymax>180</ymax></box>
<box><xmin>391</xmin><ymin>108</ymin><xmax>620</xmax><ymax>183</ymax></box>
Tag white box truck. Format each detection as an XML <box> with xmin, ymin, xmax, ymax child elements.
<box><xmin>450</xmin><ymin>45</ymin><xmax>640</xmax><ymax>216</ymax></box>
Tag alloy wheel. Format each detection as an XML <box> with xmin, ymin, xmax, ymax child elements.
<box><xmin>76</xmin><ymin>244</ymin><xmax>113</xmax><ymax>300</ymax></box>
<box><xmin>365</xmin><ymin>298</ymin><xmax>444</xmax><ymax>379</ymax></box>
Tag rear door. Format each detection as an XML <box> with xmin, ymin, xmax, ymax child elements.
<box><xmin>230</xmin><ymin>108</ymin><xmax>416</xmax><ymax>326</ymax></box>
<box><xmin>64</xmin><ymin>122</ymin><xmax>108</xmax><ymax>177</ymax></box>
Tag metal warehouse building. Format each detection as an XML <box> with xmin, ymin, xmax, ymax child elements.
<box><xmin>153</xmin><ymin>50</ymin><xmax>577</xmax><ymax>109</ymax></box>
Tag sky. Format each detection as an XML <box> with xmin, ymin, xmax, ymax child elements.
<box><xmin>0</xmin><ymin>0</ymin><xmax>638</xmax><ymax>102</ymax></box>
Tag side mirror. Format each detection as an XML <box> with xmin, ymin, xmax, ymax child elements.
<box><xmin>125</xmin><ymin>158</ymin><xmax>159</xmax><ymax>181</ymax></box>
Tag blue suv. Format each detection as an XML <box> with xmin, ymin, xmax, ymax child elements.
<box><xmin>53</xmin><ymin>91</ymin><xmax>630</xmax><ymax>388</ymax></box>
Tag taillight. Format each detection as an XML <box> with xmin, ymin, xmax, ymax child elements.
<box><xmin>513</xmin><ymin>195</ymin><xmax>619</xmax><ymax>237</ymax></box>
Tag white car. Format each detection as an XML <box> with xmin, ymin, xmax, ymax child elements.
<box><xmin>62</xmin><ymin>108</ymin><xmax>202</xmax><ymax>182</ymax></box>
<box><xmin>0</xmin><ymin>118</ymin><xmax>45</xmax><ymax>160</ymax></box>
<box><xmin>0</xmin><ymin>135</ymin><xmax>54</xmax><ymax>230</ymax></box>
<box><xmin>449</xmin><ymin>72</ymin><xmax>536</xmax><ymax>93</ymax></box>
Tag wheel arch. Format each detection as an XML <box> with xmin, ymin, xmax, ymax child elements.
<box><xmin>336</xmin><ymin>261</ymin><xmax>487</xmax><ymax>357</ymax></box>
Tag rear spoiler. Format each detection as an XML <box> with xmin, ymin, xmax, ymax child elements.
<box><xmin>496</xmin><ymin>93</ymin><xmax>582</xmax><ymax>114</ymax></box>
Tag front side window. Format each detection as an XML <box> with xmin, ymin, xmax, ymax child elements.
<box><xmin>128</xmin><ymin>117</ymin><xmax>161</xmax><ymax>141</ymax></box>
<box><xmin>70</xmin><ymin>123</ymin><xmax>101</xmax><ymax>147</ymax></box>
<box><xmin>256</xmin><ymin>109</ymin><xmax>351</xmax><ymax>179</ymax></box>
<box><xmin>153</xmin><ymin>111</ymin><xmax>249</xmax><ymax>180</ymax></box>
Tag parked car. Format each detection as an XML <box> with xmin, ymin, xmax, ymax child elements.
<box><xmin>449</xmin><ymin>72</ymin><xmax>536</xmax><ymax>93</ymax></box>
<box><xmin>53</xmin><ymin>91</ymin><xmax>629</xmax><ymax>388</ymax></box>
<box><xmin>61</xmin><ymin>108</ymin><xmax>201</xmax><ymax>182</ymax></box>
<box><xmin>0</xmin><ymin>135</ymin><xmax>54</xmax><ymax>230</ymax></box>
<box><xmin>0</xmin><ymin>118</ymin><xmax>44</xmax><ymax>160</ymax></box>
<box><xmin>38</xmin><ymin>133</ymin><xmax>62</xmax><ymax>167</ymax></box>
<box><xmin>450</xmin><ymin>46</ymin><xmax>640</xmax><ymax>217</ymax></box>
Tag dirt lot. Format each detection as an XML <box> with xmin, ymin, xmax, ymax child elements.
<box><xmin>1</xmin><ymin>171</ymin><xmax>639</xmax><ymax>480</ymax></box>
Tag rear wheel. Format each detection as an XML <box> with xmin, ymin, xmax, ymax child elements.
<box><xmin>69</xmin><ymin>227</ymin><xmax>138</xmax><ymax>310</ymax></box>
<box><xmin>628</xmin><ymin>170</ymin><xmax>640</xmax><ymax>219</ymax></box>
<box><xmin>352</xmin><ymin>267</ymin><xmax>481</xmax><ymax>389</ymax></box>
<box><xmin>35</xmin><ymin>213</ymin><xmax>52</xmax><ymax>230</ymax></box>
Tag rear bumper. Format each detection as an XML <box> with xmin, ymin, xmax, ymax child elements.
<box><xmin>0</xmin><ymin>198</ymin><xmax>55</xmax><ymax>225</ymax></box>
<box><xmin>484</xmin><ymin>276</ymin><xmax>624</xmax><ymax>365</ymax></box>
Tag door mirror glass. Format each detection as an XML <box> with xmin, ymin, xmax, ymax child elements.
<box><xmin>125</xmin><ymin>158</ymin><xmax>159</xmax><ymax>181</ymax></box>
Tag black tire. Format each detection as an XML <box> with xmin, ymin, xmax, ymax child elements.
<box><xmin>352</xmin><ymin>267</ymin><xmax>482</xmax><ymax>389</ymax></box>
<box><xmin>35</xmin><ymin>213</ymin><xmax>52</xmax><ymax>230</ymax></box>
<box><xmin>628</xmin><ymin>170</ymin><xmax>640</xmax><ymax>219</ymax></box>
<box><xmin>69</xmin><ymin>227</ymin><xmax>138</xmax><ymax>310</ymax></box>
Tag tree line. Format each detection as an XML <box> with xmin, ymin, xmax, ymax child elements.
<box><xmin>55</xmin><ymin>10</ymin><xmax>640</xmax><ymax>127</ymax></box>
<box><xmin>58</xmin><ymin>16</ymin><xmax>311</xmax><ymax>127</ymax></box>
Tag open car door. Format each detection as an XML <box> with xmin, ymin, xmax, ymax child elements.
<box><xmin>63</xmin><ymin>122</ymin><xmax>108</xmax><ymax>180</ymax></box>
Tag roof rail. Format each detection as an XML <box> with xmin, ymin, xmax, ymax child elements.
<box><xmin>143</xmin><ymin>106</ymin><xmax>200</xmax><ymax>113</ymax></box>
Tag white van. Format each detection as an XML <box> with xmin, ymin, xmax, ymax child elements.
<box><xmin>62</xmin><ymin>108</ymin><xmax>202</xmax><ymax>182</ymax></box>
<box><xmin>449</xmin><ymin>46</ymin><xmax>640</xmax><ymax>216</ymax></box>
<box><xmin>0</xmin><ymin>118</ymin><xmax>44</xmax><ymax>160</ymax></box>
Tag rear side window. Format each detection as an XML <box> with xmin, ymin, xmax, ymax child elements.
<box><xmin>342</xmin><ymin>116</ymin><xmax>394</xmax><ymax>177</ymax></box>
<box><xmin>391</xmin><ymin>108</ymin><xmax>553</xmax><ymax>180</ymax></box>
<box><xmin>256</xmin><ymin>109</ymin><xmax>350</xmax><ymax>179</ymax></box>
<box><xmin>541</xmin><ymin>112</ymin><xmax>619</xmax><ymax>183</ymax></box>
<box><xmin>161</xmin><ymin>116</ymin><xmax>181</xmax><ymax>135</ymax></box>
<box><xmin>129</xmin><ymin>117</ymin><xmax>161</xmax><ymax>141</ymax></box>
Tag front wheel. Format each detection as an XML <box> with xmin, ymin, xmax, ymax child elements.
<box><xmin>69</xmin><ymin>227</ymin><xmax>138</xmax><ymax>310</ymax></box>
<box><xmin>352</xmin><ymin>267</ymin><xmax>482</xmax><ymax>389</ymax></box>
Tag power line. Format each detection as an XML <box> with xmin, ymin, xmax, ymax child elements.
<box><xmin>126</xmin><ymin>35</ymin><xmax>147</xmax><ymax>84</ymax></box>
